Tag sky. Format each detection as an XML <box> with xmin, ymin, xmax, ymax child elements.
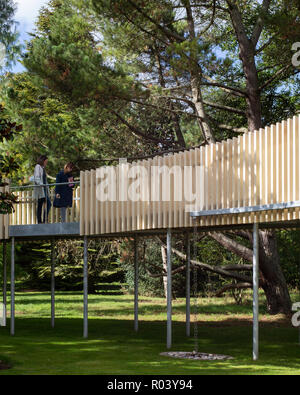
<box><xmin>13</xmin><ymin>0</ymin><xmax>49</xmax><ymax>72</ymax></box>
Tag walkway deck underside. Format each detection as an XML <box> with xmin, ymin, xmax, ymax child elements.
<box><xmin>5</xmin><ymin>218</ymin><xmax>300</xmax><ymax>241</ymax></box>
<box><xmin>9</xmin><ymin>222</ymin><xmax>80</xmax><ymax>239</ymax></box>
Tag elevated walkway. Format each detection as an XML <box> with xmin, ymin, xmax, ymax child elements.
<box><xmin>9</xmin><ymin>222</ymin><xmax>80</xmax><ymax>239</ymax></box>
<box><xmin>1</xmin><ymin>115</ymin><xmax>300</xmax><ymax>361</ymax></box>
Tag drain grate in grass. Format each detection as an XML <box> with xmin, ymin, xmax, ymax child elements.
<box><xmin>160</xmin><ymin>351</ymin><xmax>234</xmax><ymax>361</ymax></box>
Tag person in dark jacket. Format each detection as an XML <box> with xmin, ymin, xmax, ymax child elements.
<box><xmin>53</xmin><ymin>163</ymin><xmax>75</xmax><ymax>222</ymax></box>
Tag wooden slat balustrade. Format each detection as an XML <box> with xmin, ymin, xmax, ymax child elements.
<box><xmin>1</xmin><ymin>115</ymin><xmax>300</xmax><ymax>240</ymax></box>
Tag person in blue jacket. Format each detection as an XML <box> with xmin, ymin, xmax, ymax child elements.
<box><xmin>53</xmin><ymin>162</ymin><xmax>75</xmax><ymax>222</ymax></box>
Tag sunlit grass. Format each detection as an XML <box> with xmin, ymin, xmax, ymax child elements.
<box><xmin>0</xmin><ymin>291</ymin><xmax>300</xmax><ymax>375</ymax></box>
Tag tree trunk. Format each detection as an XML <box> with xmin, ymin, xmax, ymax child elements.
<box><xmin>210</xmin><ymin>230</ymin><xmax>292</xmax><ymax>314</ymax></box>
<box><xmin>185</xmin><ymin>0</ymin><xmax>215</xmax><ymax>143</ymax></box>
<box><xmin>225</xmin><ymin>1</ymin><xmax>291</xmax><ymax>314</ymax></box>
<box><xmin>259</xmin><ymin>230</ymin><xmax>292</xmax><ymax>315</ymax></box>
<box><xmin>190</xmin><ymin>75</ymin><xmax>216</xmax><ymax>144</ymax></box>
<box><xmin>227</xmin><ymin>1</ymin><xmax>262</xmax><ymax>132</ymax></box>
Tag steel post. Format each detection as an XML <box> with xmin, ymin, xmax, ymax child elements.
<box><xmin>167</xmin><ymin>229</ymin><xmax>172</xmax><ymax>349</ymax></box>
<box><xmin>253</xmin><ymin>223</ymin><xmax>259</xmax><ymax>361</ymax></box>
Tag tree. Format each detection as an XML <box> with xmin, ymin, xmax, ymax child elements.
<box><xmin>87</xmin><ymin>0</ymin><xmax>299</xmax><ymax>314</ymax></box>
<box><xmin>0</xmin><ymin>0</ymin><xmax>21</xmax><ymax>72</ymax></box>
<box><xmin>0</xmin><ymin>104</ymin><xmax>21</xmax><ymax>213</ymax></box>
<box><xmin>0</xmin><ymin>0</ymin><xmax>22</xmax><ymax>213</ymax></box>
<box><xmin>18</xmin><ymin>0</ymin><xmax>300</xmax><ymax>313</ymax></box>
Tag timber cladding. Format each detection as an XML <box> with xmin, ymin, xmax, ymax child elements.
<box><xmin>1</xmin><ymin>115</ymin><xmax>300</xmax><ymax>240</ymax></box>
<box><xmin>80</xmin><ymin>115</ymin><xmax>300</xmax><ymax>236</ymax></box>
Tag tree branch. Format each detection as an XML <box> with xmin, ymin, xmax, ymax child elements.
<box><xmin>201</xmin><ymin>77</ymin><xmax>248</xmax><ymax>98</ymax></box>
<box><xmin>251</xmin><ymin>0</ymin><xmax>272</xmax><ymax>48</ymax></box>
<box><xmin>208</xmin><ymin>231</ymin><xmax>253</xmax><ymax>263</ymax></box>
<box><xmin>259</xmin><ymin>64</ymin><xmax>293</xmax><ymax>91</ymax></box>
<box><xmin>155</xmin><ymin>236</ymin><xmax>253</xmax><ymax>283</ymax></box>
<box><xmin>255</xmin><ymin>33</ymin><xmax>279</xmax><ymax>55</ymax></box>
<box><xmin>197</xmin><ymin>0</ymin><xmax>216</xmax><ymax>36</ymax></box>
<box><xmin>110</xmin><ymin>108</ymin><xmax>174</xmax><ymax>146</ymax></box>
<box><xmin>127</xmin><ymin>0</ymin><xmax>185</xmax><ymax>43</ymax></box>
<box><xmin>204</xmin><ymin>100</ymin><xmax>247</xmax><ymax>115</ymax></box>
<box><xmin>217</xmin><ymin>124</ymin><xmax>248</xmax><ymax>134</ymax></box>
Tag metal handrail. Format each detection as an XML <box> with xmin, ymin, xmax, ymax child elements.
<box><xmin>9</xmin><ymin>181</ymin><xmax>81</xmax><ymax>225</ymax></box>
<box><xmin>10</xmin><ymin>181</ymin><xmax>80</xmax><ymax>190</ymax></box>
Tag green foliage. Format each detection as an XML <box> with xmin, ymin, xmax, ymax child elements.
<box><xmin>13</xmin><ymin>239</ymin><xmax>120</xmax><ymax>293</ymax></box>
<box><xmin>0</xmin><ymin>103</ymin><xmax>22</xmax><ymax>212</ymax></box>
<box><xmin>277</xmin><ymin>230</ymin><xmax>300</xmax><ymax>289</ymax></box>
<box><xmin>0</xmin><ymin>0</ymin><xmax>22</xmax><ymax>72</ymax></box>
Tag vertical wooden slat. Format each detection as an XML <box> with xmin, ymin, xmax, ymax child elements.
<box><xmin>90</xmin><ymin>169</ymin><xmax>95</xmax><ymax>235</ymax></box>
<box><xmin>131</xmin><ymin>161</ymin><xmax>137</xmax><ymax>231</ymax></box>
<box><xmin>288</xmin><ymin>118</ymin><xmax>294</xmax><ymax>220</ymax></box>
<box><xmin>157</xmin><ymin>156</ymin><xmax>162</xmax><ymax>230</ymax></box>
<box><xmin>182</xmin><ymin>151</ymin><xmax>188</xmax><ymax>227</ymax></box>
<box><xmin>80</xmin><ymin>171</ymin><xmax>85</xmax><ymax>235</ymax></box>
<box><xmin>105</xmin><ymin>166</ymin><xmax>111</xmax><ymax>234</ymax></box>
<box><xmin>282</xmin><ymin>120</ymin><xmax>288</xmax><ymax>221</ymax></box>
<box><xmin>137</xmin><ymin>161</ymin><xmax>142</xmax><ymax>230</ymax></box>
<box><xmin>146</xmin><ymin>158</ymin><xmax>151</xmax><ymax>229</ymax></box>
<box><xmin>126</xmin><ymin>162</ymin><xmax>131</xmax><ymax>232</ymax></box>
<box><xmin>111</xmin><ymin>165</ymin><xmax>117</xmax><ymax>234</ymax></box>
<box><xmin>295</xmin><ymin>116</ymin><xmax>300</xmax><ymax>219</ymax></box>
<box><xmin>220</xmin><ymin>142</ymin><xmax>226</xmax><ymax>225</ymax></box>
<box><xmin>151</xmin><ymin>157</ymin><xmax>157</xmax><ymax>229</ymax></box>
<box><xmin>237</xmin><ymin>135</ymin><xmax>242</xmax><ymax>224</ymax></box>
<box><xmin>270</xmin><ymin>124</ymin><xmax>275</xmax><ymax>222</ymax></box>
<box><xmin>226</xmin><ymin>139</ymin><xmax>232</xmax><ymax>226</ymax></box>
<box><xmin>264</xmin><ymin>127</ymin><xmax>270</xmax><ymax>223</ymax></box>
<box><xmin>85</xmin><ymin>171</ymin><xmax>91</xmax><ymax>235</ymax></box>
<box><xmin>142</xmin><ymin>159</ymin><xmax>148</xmax><ymax>230</ymax></box>
<box><xmin>243</xmin><ymin>133</ymin><xmax>249</xmax><ymax>224</ymax></box>
<box><xmin>258</xmin><ymin>128</ymin><xmax>264</xmax><ymax>223</ymax></box>
<box><xmin>190</xmin><ymin>149</ymin><xmax>196</xmax><ymax>228</ymax></box>
<box><xmin>94</xmin><ymin>173</ymin><xmax>99</xmax><ymax>234</ymax></box>
<box><xmin>178</xmin><ymin>152</ymin><xmax>184</xmax><ymax>228</ymax></box>
<box><xmin>215</xmin><ymin>143</ymin><xmax>221</xmax><ymax>226</ymax></box>
<box><xmin>232</xmin><ymin>137</ymin><xmax>238</xmax><ymax>224</ymax></box>
<box><xmin>248</xmin><ymin>131</ymin><xmax>255</xmax><ymax>224</ymax></box>
<box><xmin>173</xmin><ymin>153</ymin><xmax>178</xmax><ymax>229</ymax></box>
<box><xmin>195</xmin><ymin>148</ymin><xmax>202</xmax><ymax>226</ymax></box>
<box><xmin>275</xmin><ymin>122</ymin><xmax>281</xmax><ymax>221</ymax></box>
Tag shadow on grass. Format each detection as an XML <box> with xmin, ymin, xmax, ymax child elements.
<box><xmin>0</xmin><ymin>316</ymin><xmax>300</xmax><ymax>375</ymax></box>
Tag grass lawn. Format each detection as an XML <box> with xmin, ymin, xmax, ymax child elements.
<box><xmin>0</xmin><ymin>291</ymin><xmax>300</xmax><ymax>375</ymax></box>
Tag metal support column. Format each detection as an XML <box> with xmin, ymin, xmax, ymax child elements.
<box><xmin>11</xmin><ymin>237</ymin><xmax>15</xmax><ymax>336</ymax></box>
<box><xmin>186</xmin><ymin>232</ymin><xmax>191</xmax><ymax>337</ymax></box>
<box><xmin>167</xmin><ymin>229</ymin><xmax>172</xmax><ymax>349</ymax></box>
<box><xmin>134</xmin><ymin>236</ymin><xmax>139</xmax><ymax>332</ymax></box>
<box><xmin>2</xmin><ymin>241</ymin><xmax>7</xmax><ymax>327</ymax></box>
<box><xmin>253</xmin><ymin>223</ymin><xmax>259</xmax><ymax>361</ymax></box>
<box><xmin>51</xmin><ymin>240</ymin><xmax>55</xmax><ymax>328</ymax></box>
<box><xmin>83</xmin><ymin>236</ymin><xmax>88</xmax><ymax>339</ymax></box>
